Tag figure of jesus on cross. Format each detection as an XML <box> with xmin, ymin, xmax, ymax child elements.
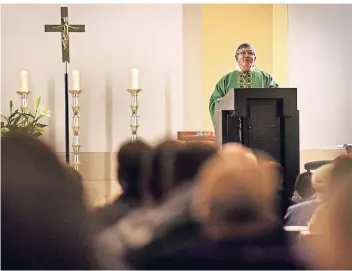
<box><xmin>51</xmin><ymin>17</ymin><xmax>80</xmax><ymax>51</ymax></box>
<box><xmin>45</xmin><ymin>7</ymin><xmax>85</xmax><ymax>63</ymax></box>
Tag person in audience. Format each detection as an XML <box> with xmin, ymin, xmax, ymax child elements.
<box><xmin>93</xmin><ymin>141</ymin><xmax>216</xmax><ymax>269</ymax></box>
<box><xmin>1</xmin><ymin>132</ymin><xmax>94</xmax><ymax>270</ymax></box>
<box><xmin>64</xmin><ymin>163</ymin><xmax>84</xmax><ymax>184</ymax></box>
<box><xmin>285</xmin><ymin>164</ymin><xmax>333</xmax><ymax>227</ymax></box>
<box><xmin>333</xmin><ymin>145</ymin><xmax>352</xmax><ymax>163</ymax></box>
<box><xmin>308</xmin><ymin>157</ymin><xmax>352</xmax><ymax>233</ymax></box>
<box><xmin>332</xmin><ymin>156</ymin><xmax>352</xmax><ymax>180</ymax></box>
<box><xmin>221</xmin><ymin>142</ymin><xmax>253</xmax><ymax>154</ymax></box>
<box><xmin>151</xmin><ymin>147</ymin><xmax>305</xmax><ymax>269</ymax></box>
<box><xmin>307</xmin><ymin>157</ymin><xmax>352</xmax><ymax>269</ymax></box>
<box><xmin>124</xmin><ymin>142</ymin><xmax>217</xmax><ymax>269</ymax></box>
<box><xmin>291</xmin><ymin>172</ymin><xmax>314</xmax><ymax>204</ymax></box>
<box><xmin>223</xmin><ymin>144</ymin><xmax>291</xmax><ymax>222</ymax></box>
<box><xmin>342</xmin><ymin>144</ymin><xmax>352</xmax><ymax>155</ymax></box>
<box><xmin>140</xmin><ymin>139</ymin><xmax>184</xmax><ymax>206</ymax></box>
<box><xmin>89</xmin><ymin>139</ymin><xmax>152</xmax><ymax>233</ymax></box>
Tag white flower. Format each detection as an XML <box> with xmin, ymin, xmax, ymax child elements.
<box><xmin>35</xmin><ymin>127</ymin><xmax>44</xmax><ymax>134</ymax></box>
<box><xmin>40</xmin><ymin>106</ymin><xmax>51</xmax><ymax>117</ymax></box>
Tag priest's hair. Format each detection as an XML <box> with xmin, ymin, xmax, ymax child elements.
<box><xmin>235</xmin><ymin>42</ymin><xmax>256</xmax><ymax>56</ymax></box>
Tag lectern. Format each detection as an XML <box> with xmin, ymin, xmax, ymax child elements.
<box><xmin>214</xmin><ymin>88</ymin><xmax>300</xmax><ymax>195</ymax></box>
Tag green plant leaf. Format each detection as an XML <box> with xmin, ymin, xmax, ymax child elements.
<box><xmin>8</xmin><ymin>115</ymin><xmax>21</xmax><ymax>125</ymax></box>
<box><xmin>9</xmin><ymin>100</ymin><xmax>13</xmax><ymax>114</ymax></box>
<box><xmin>35</xmin><ymin>97</ymin><xmax>42</xmax><ymax>109</ymax></box>
<box><xmin>1</xmin><ymin>127</ymin><xmax>10</xmax><ymax>134</ymax></box>
<box><xmin>1</xmin><ymin>113</ymin><xmax>8</xmax><ymax>120</ymax></box>
<box><xmin>34</xmin><ymin>126</ymin><xmax>44</xmax><ymax>134</ymax></box>
<box><xmin>7</xmin><ymin>110</ymin><xmax>19</xmax><ymax>123</ymax></box>
<box><xmin>34</xmin><ymin>97</ymin><xmax>42</xmax><ymax>118</ymax></box>
<box><xmin>22</xmin><ymin>113</ymin><xmax>36</xmax><ymax>119</ymax></box>
<box><xmin>13</xmin><ymin>116</ymin><xmax>23</xmax><ymax>126</ymax></box>
<box><xmin>32</xmin><ymin>132</ymin><xmax>43</xmax><ymax>137</ymax></box>
<box><xmin>34</xmin><ymin>115</ymin><xmax>42</xmax><ymax>123</ymax></box>
<box><xmin>3</xmin><ymin>96</ymin><xmax>50</xmax><ymax>137</ymax></box>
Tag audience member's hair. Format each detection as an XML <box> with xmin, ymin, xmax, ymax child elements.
<box><xmin>117</xmin><ymin>139</ymin><xmax>153</xmax><ymax>201</ymax></box>
<box><xmin>311</xmin><ymin>163</ymin><xmax>334</xmax><ymax>195</ymax></box>
<box><xmin>308</xmin><ymin>161</ymin><xmax>349</xmax><ymax>234</ymax></box>
<box><xmin>167</xmin><ymin>142</ymin><xmax>217</xmax><ymax>193</ymax></box>
<box><xmin>332</xmin><ymin>156</ymin><xmax>352</xmax><ymax>183</ymax></box>
<box><xmin>141</xmin><ymin>140</ymin><xmax>184</xmax><ymax>205</ymax></box>
<box><xmin>308</xmin><ymin>158</ymin><xmax>352</xmax><ymax>269</ymax></box>
<box><xmin>193</xmin><ymin>149</ymin><xmax>279</xmax><ymax>236</ymax></box>
<box><xmin>294</xmin><ymin>172</ymin><xmax>313</xmax><ymax>199</ymax></box>
<box><xmin>1</xmin><ymin>131</ymin><xmax>93</xmax><ymax>269</ymax></box>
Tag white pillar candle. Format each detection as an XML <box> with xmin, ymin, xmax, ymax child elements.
<box><xmin>19</xmin><ymin>70</ymin><xmax>29</xmax><ymax>92</ymax></box>
<box><xmin>71</xmin><ymin>69</ymin><xmax>80</xmax><ymax>90</ymax></box>
<box><xmin>130</xmin><ymin>68</ymin><xmax>139</xmax><ymax>89</ymax></box>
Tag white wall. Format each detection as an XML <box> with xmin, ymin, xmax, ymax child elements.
<box><xmin>347</xmin><ymin>5</ymin><xmax>352</xmax><ymax>143</ymax></box>
<box><xmin>1</xmin><ymin>4</ymin><xmax>183</xmax><ymax>152</ymax></box>
<box><xmin>288</xmin><ymin>4</ymin><xmax>352</xmax><ymax>149</ymax></box>
<box><xmin>182</xmin><ymin>4</ymin><xmax>202</xmax><ymax>130</ymax></box>
<box><xmin>0</xmin><ymin>4</ymin><xmax>2</xmax><ymax>106</ymax></box>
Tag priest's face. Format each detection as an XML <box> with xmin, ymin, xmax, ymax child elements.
<box><xmin>236</xmin><ymin>47</ymin><xmax>256</xmax><ymax>72</ymax></box>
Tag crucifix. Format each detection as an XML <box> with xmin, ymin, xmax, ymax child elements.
<box><xmin>45</xmin><ymin>7</ymin><xmax>85</xmax><ymax>164</ymax></box>
<box><xmin>45</xmin><ymin>7</ymin><xmax>85</xmax><ymax>63</ymax></box>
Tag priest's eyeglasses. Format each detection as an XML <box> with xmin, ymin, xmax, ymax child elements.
<box><xmin>237</xmin><ymin>51</ymin><xmax>255</xmax><ymax>57</ymax></box>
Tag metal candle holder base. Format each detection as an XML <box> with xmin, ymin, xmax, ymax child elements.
<box><xmin>16</xmin><ymin>90</ymin><xmax>30</xmax><ymax>128</ymax></box>
<box><xmin>69</xmin><ymin>89</ymin><xmax>81</xmax><ymax>171</ymax></box>
<box><xmin>16</xmin><ymin>90</ymin><xmax>30</xmax><ymax>111</ymax></box>
<box><xmin>127</xmin><ymin>88</ymin><xmax>141</xmax><ymax>142</ymax></box>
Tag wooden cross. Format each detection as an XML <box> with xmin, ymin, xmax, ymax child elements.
<box><xmin>45</xmin><ymin>7</ymin><xmax>85</xmax><ymax>63</ymax></box>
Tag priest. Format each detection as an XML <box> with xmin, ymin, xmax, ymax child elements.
<box><xmin>209</xmin><ymin>43</ymin><xmax>279</xmax><ymax>123</ymax></box>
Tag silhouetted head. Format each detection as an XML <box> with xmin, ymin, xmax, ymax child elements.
<box><xmin>141</xmin><ymin>140</ymin><xmax>183</xmax><ymax>205</ymax></box>
<box><xmin>1</xmin><ymin>131</ymin><xmax>93</xmax><ymax>269</ymax></box>
<box><xmin>117</xmin><ymin>139</ymin><xmax>153</xmax><ymax>201</ymax></box>
<box><xmin>294</xmin><ymin>172</ymin><xmax>314</xmax><ymax>200</ymax></box>
<box><xmin>168</xmin><ymin>142</ymin><xmax>217</xmax><ymax>191</ymax></box>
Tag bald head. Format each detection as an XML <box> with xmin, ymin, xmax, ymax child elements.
<box><xmin>311</xmin><ymin>163</ymin><xmax>334</xmax><ymax>194</ymax></box>
<box><xmin>193</xmin><ymin>150</ymin><xmax>279</xmax><ymax>228</ymax></box>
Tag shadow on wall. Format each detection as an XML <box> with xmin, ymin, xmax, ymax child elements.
<box><xmin>79</xmin><ymin>79</ymin><xmax>90</xmax><ymax>154</ymax></box>
<box><xmin>47</xmin><ymin>78</ymin><xmax>56</xmax><ymax>148</ymax></box>
<box><xmin>165</xmin><ymin>73</ymin><xmax>172</xmax><ymax>138</ymax></box>
<box><xmin>105</xmin><ymin>77</ymin><xmax>114</xmax><ymax>182</ymax></box>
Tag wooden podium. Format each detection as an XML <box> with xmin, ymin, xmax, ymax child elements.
<box><xmin>214</xmin><ymin>88</ymin><xmax>300</xmax><ymax>195</ymax></box>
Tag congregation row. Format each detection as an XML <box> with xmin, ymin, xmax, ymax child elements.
<box><xmin>2</xmin><ymin>131</ymin><xmax>351</xmax><ymax>269</ymax></box>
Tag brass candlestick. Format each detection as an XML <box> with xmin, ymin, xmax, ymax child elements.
<box><xmin>69</xmin><ymin>89</ymin><xmax>81</xmax><ymax>171</ymax></box>
<box><xmin>16</xmin><ymin>90</ymin><xmax>30</xmax><ymax>111</ymax></box>
<box><xmin>128</xmin><ymin>88</ymin><xmax>141</xmax><ymax>142</ymax></box>
<box><xmin>16</xmin><ymin>90</ymin><xmax>30</xmax><ymax>127</ymax></box>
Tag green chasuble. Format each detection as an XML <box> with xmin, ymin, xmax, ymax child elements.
<box><xmin>209</xmin><ymin>69</ymin><xmax>279</xmax><ymax>123</ymax></box>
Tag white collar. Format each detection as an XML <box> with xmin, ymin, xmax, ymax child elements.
<box><xmin>235</xmin><ymin>64</ymin><xmax>258</xmax><ymax>72</ymax></box>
